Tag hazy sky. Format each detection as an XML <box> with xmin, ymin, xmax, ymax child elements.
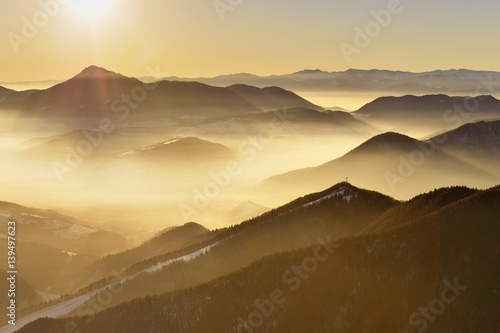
<box><xmin>1</xmin><ymin>0</ymin><xmax>499</xmax><ymax>81</ymax></box>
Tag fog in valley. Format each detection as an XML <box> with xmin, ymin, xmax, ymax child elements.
<box><xmin>0</xmin><ymin>107</ymin><xmax>366</xmax><ymax>241</ymax></box>
<box><xmin>1</xmin><ymin>72</ymin><xmax>500</xmax><ymax>244</ymax></box>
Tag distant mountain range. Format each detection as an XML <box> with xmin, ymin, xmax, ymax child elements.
<box><xmin>138</xmin><ymin>68</ymin><xmax>500</xmax><ymax>96</ymax></box>
<box><xmin>15</xmin><ymin>183</ymin><xmax>499</xmax><ymax>333</ymax></box>
<box><xmin>4</xmin><ymin>68</ymin><xmax>500</xmax><ymax>95</ymax></box>
<box><xmin>2</xmin><ymin>66</ymin><xmax>499</xmax><ymax>137</ymax></box>
<box><xmin>0</xmin><ymin>66</ymin><xmax>500</xmax><ymax>134</ymax></box>
<box><xmin>3</xmin><ymin>67</ymin><xmax>500</xmax><ymax>106</ymax></box>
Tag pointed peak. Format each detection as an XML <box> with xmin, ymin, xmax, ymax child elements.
<box><xmin>347</xmin><ymin>132</ymin><xmax>419</xmax><ymax>155</ymax></box>
<box><xmin>368</xmin><ymin>131</ymin><xmax>416</xmax><ymax>142</ymax></box>
<box><xmin>75</xmin><ymin>66</ymin><xmax>125</xmax><ymax>79</ymax></box>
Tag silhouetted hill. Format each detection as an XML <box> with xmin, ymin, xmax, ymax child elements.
<box><xmin>354</xmin><ymin>95</ymin><xmax>500</xmax><ymax>132</ymax></box>
<box><xmin>246</xmin><ymin>107</ymin><xmax>367</xmax><ymax>126</ymax></box>
<box><xmin>143</xmin><ymin>80</ymin><xmax>258</xmax><ymax>115</ymax></box>
<box><xmin>360</xmin><ymin>186</ymin><xmax>479</xmax><ymax>234</ymax></box>
<box><xmin>118</xmin><ymin>137</ymin><xmax>235</xmax><ymax>163</ymax></box>
<box><xmin>357</xmin><ymin>95</ymin><xmax>499</xmax><ymax>116</ymax></box>
<box><xmin>262</xmin><ymin>132</ymin><xmax>499</xmax><ymax>200</ymax></box>
<box><xmin>21</xmin><ymin>66</ymin><xmax>143</xmax><ymax>116</ymax></box>
<box><xmin>430</xmin><ymin>120</ymin><xmax>500</xmax><ymax>176</ymax></box>
<box><xmin>0</xmin><ymin>86</ymin><xmax>14</xmax><ymax>96</ymax></box>
<box><xmin>85</xmin><ymin>222</ymin><xmax>211</xmax><ymax>277</ymax></box>
<box><xmin>228</xmin><ymin>84</ymin><xmax>321</xmax><ymax>110</ymax></box>
<box><xmin>195</xmin><ymin>107</ymin><xmax>377</xmax><ymax>137</ymax></box>
<box><xmin>344</xmin><ymin>131</ymin><xmax>419</xmax><ymax>154</ymax></box>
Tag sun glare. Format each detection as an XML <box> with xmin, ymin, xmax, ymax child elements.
<box><xmin>72</xmin><ymin>0</ymin><xmax>112</xmax><ymax>18</ymax></box>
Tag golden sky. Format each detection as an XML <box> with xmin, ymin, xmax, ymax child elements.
<box><xmin>1</xmin><ymin>0</ymin><xmax>500</xmax><ymax>82</ymax></box>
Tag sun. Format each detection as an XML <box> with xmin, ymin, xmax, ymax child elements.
<box><xmin>72</xmin><ymin>0</ymin><xmax>112</xmax><ymax>18</ymax></box>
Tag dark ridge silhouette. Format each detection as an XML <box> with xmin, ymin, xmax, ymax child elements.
<box><xmin>360</xmin><ymin>186</ymin><xmax>479</xmax><ymax>234</ymax></box>
<box><xmin>17</xmin><ymin>185</ymin><xmax>499</xmax><ymax>333</ymax></box>
<box><xmin>429</xmin><ymin>120</ymin><xmax>500</xmax><ymax>176</ymax></box>
<box><xmin>0</xmin><ymin>85</ymin><xmax>14</xmax><ymax>95</ymax></box>
<box><xmin>228</xmin><ymin>84</ymin><xmax>322</xmax><ymax>110</ymax></box>
<box><xmin>355</xmin><ymin>94</ymin><xmax>500</xmax><ymax>116</ymax></box>
<box><xmin>262</xmin><ymin>131</ymin><xmax>499</xmax><ymax>200</ymax></box>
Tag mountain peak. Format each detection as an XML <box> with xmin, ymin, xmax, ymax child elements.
<box><xmin>75</xmin><ymin>65</ymin><xmax>124</xmax><ymax>79</ymax></box>
<box><xmin>347</xmin><ymin>132</ymin><xmax>418</xmax><ymax>155</ymax></box>
<box><xmin>365</xmin><ymin>131</ymin><xmax>416</xmax><ymax>144</ymax></box>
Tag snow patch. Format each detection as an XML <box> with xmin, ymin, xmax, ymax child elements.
<box><xmin>119</xmin><ymin>151</ymin><xmax>136</xmax><ymax>157</ymax></box>
<box><xmin>29</xmin><ymin>214</ymin><xmax>46</xmax><ymax>219</ymax></box>
<box><xmin>139</xmin><ymin>146</ymin><xmax>156</xmax><ymax>151</ymax></box>
<box><xmin>146</xmin><ymin>242</ymin><xmax>219</xmax><ymax>273</ymax></box>
<box><xmin>163</xmin><ymin>138</ymin><xmax>182</xmax><ymax>145</ymax></box>
<box><xmin>303</xmin><ymin>186</ymin><xmax>355</xmax><ymax>207</ymax></box>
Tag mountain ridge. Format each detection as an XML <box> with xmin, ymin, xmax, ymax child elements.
<box><xmin>262</xmin><ymin>129</ymin><xmax>500</xmax><ymax>200</ymax></box>
<box><xmin>15</xmin><ymin>184</ymin><xmax>500</xmax><ymax>333</ymax></box>
<box><xmin>0</xmin><ymin>66</ymin><xmax>321</xmax><ymax>127</ymax></box>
